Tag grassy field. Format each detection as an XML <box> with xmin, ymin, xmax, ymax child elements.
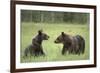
<box><xmin>20</xmin><ymin>22</ymin><xmax>90</xmax><ymax>63</ymax></box>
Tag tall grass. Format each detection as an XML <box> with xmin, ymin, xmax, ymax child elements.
<box><xmin>20</xmin><ymin>22</ymin><xmax>89</xmax><ymax>63</ymax></box>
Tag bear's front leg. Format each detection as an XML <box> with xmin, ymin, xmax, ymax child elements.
<box><xmin>39</xmin><ymin>46</ymin><xmax>45</xmax><ymax>56</ymax></box>
<box><xmin>62</xmin><ymin>46</ymin><xmax>66</xmax><ymax>55</ymax></box>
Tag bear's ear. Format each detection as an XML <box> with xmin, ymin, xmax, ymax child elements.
<box><xmin>38</xmin><ymin>30</ymin><xmax>43</xmax><ymax>35</ymax></box>
<box><xmin>61</xmin><ymin>32</ymin><xmax>65</xmax><ymax>36</ymax></box>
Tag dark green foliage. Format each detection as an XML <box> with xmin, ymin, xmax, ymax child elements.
<box><xmin>21</xmin><ymin>10</ymin><xmax>89</xmax><ymax>24</ymax></box>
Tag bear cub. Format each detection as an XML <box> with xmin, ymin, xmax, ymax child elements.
<box><xmin>24</xmin><ymin>30</ymin><xmax>49</xmax><ymax>57</ymax></box>
<box><xmin>54</xmin><ymin>32</ymin><xmax>85</xmax><ymax>55</ymax></box>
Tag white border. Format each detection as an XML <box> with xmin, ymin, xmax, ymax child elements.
<box><xmin>16</xmin><ymin>4</ymin><xmax>94</xmax><ymax>69</ymax></box>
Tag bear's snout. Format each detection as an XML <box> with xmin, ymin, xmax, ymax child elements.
<box><xmin>48</xmin><ymin>36</ymin><xmax>50</xmax><ymax>39</ymax></box>
<box><xmin>45</xmin><ymin>36</ymin><xmax>50</xmax><ymax>40</ymax></box>
<box><xmin>54</xmin><ymin>40</ymin><xmax>59</xmax><ymax>43</ymax></box>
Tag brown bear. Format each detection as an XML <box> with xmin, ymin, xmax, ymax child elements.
<box><xmin>54</xmin><ymin>32</ymin><xmax>85</xmax><ymax>55</ymax></box>
<box><xmin>24</xmin><ymin>30</ymin><xmax>49</xmax><ymax>57</ymax></box>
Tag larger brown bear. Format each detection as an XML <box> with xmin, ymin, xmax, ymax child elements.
<box><xmin>54</xmin><ymin>32</ymin><xmax>85</xmax><ymax>55</ymax></box>
<box><xmin>24</xmin><ymin>30</ymin><xmax>49</xmax><ymax>57</ymax></box>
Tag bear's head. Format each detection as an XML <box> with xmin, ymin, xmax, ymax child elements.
<box><xmin>54</xmin><ymin>32</ymin><xmax>71</xmax><ymax>44</ymax></box>
<box><xmin>54</xmin><ymin>32</ymin><xmax>65</xmax><ymax>43</ymax></box>
<box><xmin>38</xmin><ymin>30</ymin><xmax>49</xmax><ymax>40</ymax></box>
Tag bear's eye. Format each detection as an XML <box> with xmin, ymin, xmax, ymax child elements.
<box><xmin>43</xmin><ymin>34</ymin><xmax>46</xmax><ymax>37</ymax></box>
<box><xmin>57</xmin><ymin>37</ymin><xmax>60</xmax><ymax>40</ymax></box>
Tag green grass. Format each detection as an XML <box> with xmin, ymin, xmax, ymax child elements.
<box><xmin>20</xmin><ymin>22</ymin><xmax>90</xmax><ymax>63</ymax></box>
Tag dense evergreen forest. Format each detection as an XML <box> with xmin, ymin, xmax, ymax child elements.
<box><xmin>21</xmin><ymin>10</ymin><xmax>89</xmax><ymax>24</ymax></box>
